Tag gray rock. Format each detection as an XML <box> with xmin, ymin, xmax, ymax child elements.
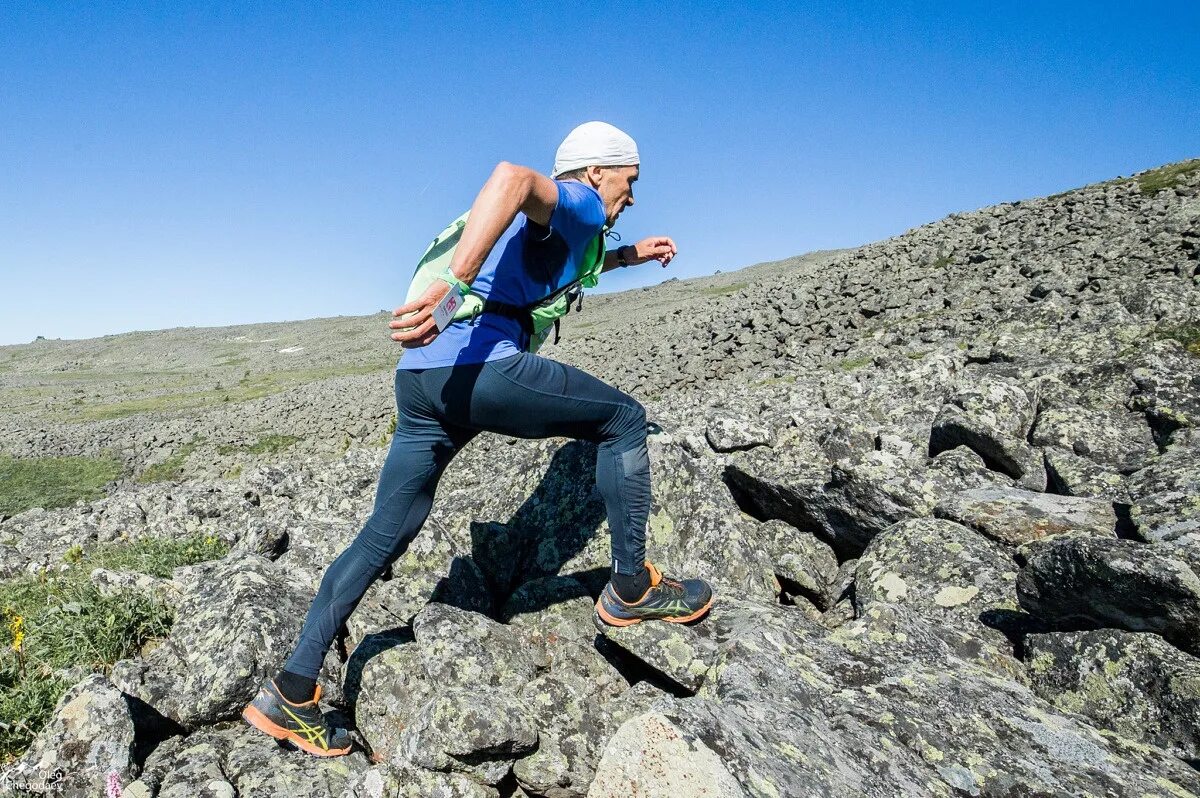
<box><xmin>930</xmin><ymin>378</ymin><xmax>1048</xmax><ymax>491</ymax></box>
<box><xmin>1127</xmin><ymin>428</ymin><xmax>1200</xmax><ymax>542</ymax></box>
<box><xmin>586</xmin><ymin>710</ymin><xmax>747</xmax><ymax>798</ymax></box>
<box><xmin>342</xmin><ymin>763</ymin><xmax>498</xmax><ymax>798</ymax></box>
<box><xmin>111</xmin><ymin>553</ymin><xmax>314</xmax><ymax>728</ymax></box>
<box><xmin>1018</xmin><ymin>536</ymin><xmax>1200</xmax><ymax>656</ymax></box>
<box><xmin>596</xmin><ymin>617</ymin><xmax>719</xmax><ymax>693</ymax></box>
<box><xmin>934</xmin><ymin>485</ymin><xmax>1117</xmax><ymax>546</ymax></box>
<box><xmin>134</xmin><ymin>721</ymin><xmax>369</xmax><ymax>798</ymax></box>
<box><xmin>704</xmin><ymin>412</ymin><xmax>772</xmax><ymax>453</ymax></box>
<box><xmin>515</xmin><ymin>680</ymin><xmax>660</xmax><ymax>798</ymax></box>
<box><xmin>1043</xmin><ymin>445</ymin><xmax>1131</xmax><ymax>501</ymax></box>
<box><xmin>1130</xmin><ymin>343</ymin><xmax>1200</xmax><ymax>433</ymax></box>
<box><xmin>1029</xmin><ymin>406</ymin><xmax>1156</xmax><ymax>473</ymax></box>
<box><xmin>855</xmin><ymin>518</ymin><xmax>1020</xmax><ymax>647</ymax></box>
<box><xmin>1025</xmin><ymin>629</ymin><xmax>1200</xmax><ymax>763</ymax></box>
<box><xmin>756</xmin><ymin>519</ymin><xmax>839</xmax><ymax>610</ymax></box>
<box><xmin>1</xmin><ymin>674</ymin><xmax>137</xmax><ymax>798</ymax></box>
<box><xmin>411</xmin><ymin>603</ymin><xmax>538</xmax><ymax>693</ymax></box>
<box><xmin>397</xmin><ymin>686</ymin><xmax>538</xmax><ymax>784</ymax></box>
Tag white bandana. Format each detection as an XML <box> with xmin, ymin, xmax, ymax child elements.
<box><xmin>551</xmin><ymin>121</ymin><xmax>640</xmax><ymax>178</ymax></box>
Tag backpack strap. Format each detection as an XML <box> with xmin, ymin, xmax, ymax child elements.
<box><xmin>479</xmin><ymin>297</ymin><xmax>536</xmax><ymax>338</ymax></box>
<box><xmin>476</xmin><ymin>228</ymin><xmax>607</xmax><ymax>350</ymax></box>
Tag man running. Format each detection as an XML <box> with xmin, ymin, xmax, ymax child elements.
<box><xmin>242</xmin><ymin>122</ymin><xmax>714</xmax><ymax>757</ymax></box>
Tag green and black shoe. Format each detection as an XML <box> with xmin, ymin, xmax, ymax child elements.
<box><xmin>241</xmin><ymin>678</ymin><xmax>353</xmax><ymax>757</ymax></box>
<box><xmin>595</xmin><ymin>561</ymin><xmax>714</xmax><ymax>627</ymax></box>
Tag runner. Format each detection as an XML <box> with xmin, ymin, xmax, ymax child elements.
<box><xmin>243</xmin><ymin>122</ymin><xmax>714</xmax><ymax>757</ymax></box>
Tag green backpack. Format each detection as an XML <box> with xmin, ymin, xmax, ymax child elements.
<box><xmin>403</xmin><ymin>210</ymin><xmax>608</xmax><ymax>353</ymax></box>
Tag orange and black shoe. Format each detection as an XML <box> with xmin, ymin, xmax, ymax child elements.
<box><xmin>241</xmin><ymin>678</ymin><xmax>353</xmax><ymax>757</ymax></box>
<box><xmin>594</xmin><ymin>561</ymin><xmax>714</xmax><ymax>628</ymax></box>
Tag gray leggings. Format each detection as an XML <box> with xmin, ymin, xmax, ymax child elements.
<box><xmin>282</xmin><ymin>351</ymin><xmax>650</xmax><ymax>678</ymax></box>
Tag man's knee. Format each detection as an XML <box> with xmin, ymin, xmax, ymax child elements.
<box><xmin>610</xmin><ymin>398</ymin><xmax>647</xmax><ymax>441</ymax></box>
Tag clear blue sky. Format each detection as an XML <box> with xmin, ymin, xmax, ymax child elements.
<box><xmin>1</xmin><ymin>2</ymin><xmax>1197</xmax><ymax>345</ymax></box>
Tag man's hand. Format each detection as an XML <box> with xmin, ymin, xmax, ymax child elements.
<box><xmin>630</xmin><ymin>236</ymin><xmax>677</xmax><ymax>267</ymax></box>
<box><xmin>388</xmin><ymin>281</ymin><xmax>453</xmax><ymax>348</ymax></box>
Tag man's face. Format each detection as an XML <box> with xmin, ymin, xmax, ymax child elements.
<box><xmin>594</xmin><ymin>165</ymin><xmax>639</xmax><ymax>227</ymax></box>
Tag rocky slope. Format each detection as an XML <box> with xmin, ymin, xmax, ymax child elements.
<box><xmin>1</xmin><ymin>159</ymin><xmax>1199</xmax><ymax>797</ymax></box>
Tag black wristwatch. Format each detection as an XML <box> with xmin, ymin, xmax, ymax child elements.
<box><xmin>617</xmin><ymin>245</ymin><xmax>632</xmax><ymax>267</ymax></box>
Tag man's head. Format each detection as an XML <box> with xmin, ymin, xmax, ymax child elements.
<box><xmin>552</xmin><ymin>122</ymin><xmax>640</xmax><ymax>227</ymax></box>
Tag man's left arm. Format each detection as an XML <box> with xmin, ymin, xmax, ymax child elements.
<box><xmin>602</xmin><ymin>236</ymin><xmax>678</xmax><ymax>273</ymax></box>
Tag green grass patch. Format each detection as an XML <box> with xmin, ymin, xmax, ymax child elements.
<box><xmin>752</xmin><ymin>375</ymin><xmax>797</xmax><ymax>387</ymax></box>
<box><xmin>73</xmin><ymin>363</ymin><xmax>391</xmax><ymax>422</ymax></box>
<box><xmin>931</xmin><ymin>254</ymin><xmax>953</xmax><ymax>269</ymax></box>
<box><xmin>0</xmin><ymin>534</ymin><xmax>227</xmax><ymax>762</ymax></box>
<box><xmin>216</xmin><ymin>434</ymin><xmax>301</xmax><ymax>456</ymax></box>
<box><xmin>697</xmin><ymin>282</ymin><xmax>748</xmax><ymax>297</ymax></box>
<box><xmin>1137</xmin><ymin>159</ymin><xmax>1200</xmax><ymax>195</ymax></box>
<box><xmin>1153</xmin><ymin>323</ymin><xmax>1200</xmax><ymax>356</ymax></box>
<box><xmin>0</xmin><ymin>455</ymin><xmax>123</xmax><ymax>518</ymax></box>
<box><xmin>136</xmin><ymin>441</ymin><xmax>198</xmax><ymax>484</ymax></box>
<box><xmin>835</xmin><ymin>355</ymin><xmax>874</xmax><ymax>372</ymax></box>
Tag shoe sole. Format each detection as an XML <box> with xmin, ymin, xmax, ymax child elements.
<box><xmin>241</xmin><ymin>704</ymin><xmax>352</xmax><ymax>758</ymax></box>
<box><xmin>594</xmin><ymin>595</ymin><xmax>715</xmax><ymax>628</ymax></box>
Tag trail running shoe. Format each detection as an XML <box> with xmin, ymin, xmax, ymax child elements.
<box><xmin>595</xmin><ymin>561</ymin><xmax>714</xmax><ymax>627</ymax></box>
<box><xmin>241</xmin><ymin>678</ymin><xmax>353</xmax><ymax>757</ymax></box>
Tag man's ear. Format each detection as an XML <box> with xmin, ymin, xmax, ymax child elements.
<box><xmin>584</xmin><ymin>164</ymin><xmax>605</xmax><ymax>188</ymax></box>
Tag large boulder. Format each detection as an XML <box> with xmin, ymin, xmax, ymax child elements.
<box><xmin>929</xmin><ymin>377</ymin><xmax>1047</xmax><ymax>491</ymax></box>
<box><xmin>128</xmin><ymin>721</ymin><xmax>368</xmax><ymax>798</ymax></box>
<box><xmin>595</xmin><ymin>616</ymin><xmax>719</xmax><ymax>694</ymax></box>
<box><xmin>685</xmin><ymin>599</ymin><xmax>1200</xmax><ymax>796</ymax></box>
<box><xmin>1126</xmin><ymin>428</ymin><xmax>1200</xmax><ymax>542</ymax></box>
<box><xmin>855</xmin><ymin>518</ymin><xmax>1020</xmax><ymax>647</ymax></box>
<box><xmin>1042</xmin><ymin>445</ymin><xmax>1131</xmax><ymax>501</ymax></box>
<box><xmin>1017</xmin><ymin>536</ymin><xmax>1200</xmax><ymax>656</ymax></box>
<box><xmin>515</xmin><ymin>678</ymin><xmax>660</xmax><ymax>798</ymax></box>
<box><xmin>111</xmin><ymin>554</ymin><xmax>319</xmax><ymax>728</ymax></box>
<box><xmin>355</xmin><ymin>604</ymin><xmax>538</xmax><ymax>765</ymax></box>
<box><xmin>341</xmin><ymin>764</ymin><xmax>497</xmax><ymax>798</ymax></box>
<box><xmin>934</xmin><ymin>485</ymin><xmax>1117</xmax><ymax>546</ymax></box>
<box><xmin>1025</xmin><ymin>629</ymin><xmax>1200</xmax><ymax>763</ymax></box>
<box><xmin>397</xmin><ymin>687</ymin><xmax>538</xmax><ymax>785</ymax></box>
<box><xmin>1029</xmin><ymin>406</ymin><xmax>1156</xmax><ymax>473</ymax></box>
<box><xmin>586</xmin><ymin>710</ymin><xmax>747</xmax><ymax>798</ymax></box>
<box><xmin>1129</xmin><ymin>342</ymin><xmax>1200</xmax><ymax>434</ymax></box>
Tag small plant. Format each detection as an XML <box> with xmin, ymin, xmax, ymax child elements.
<box><xmin>0</xmin><ymin>455</ymin><xmax>123</xmax><ymax>518</ymax></box>
<box><xmin>377</xmin><ymin>414</ymin><xmax>398</xmax><ymax>447</ymax></box>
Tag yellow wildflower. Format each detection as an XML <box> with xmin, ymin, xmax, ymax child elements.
<box><xmin>8</xmin><ymin>613</ymin><xmax>24</xmax><ymax>651</ymax></box>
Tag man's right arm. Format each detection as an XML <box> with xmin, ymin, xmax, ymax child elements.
<box><xmin>389</xmin><ymin>162</ymin><xmax>558</xmax><ymax>346</ymax></box>
<box><xmin>446</xmin><ymin>162</ymin><xmax>559</xmax><ymax>285</ymax></box>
